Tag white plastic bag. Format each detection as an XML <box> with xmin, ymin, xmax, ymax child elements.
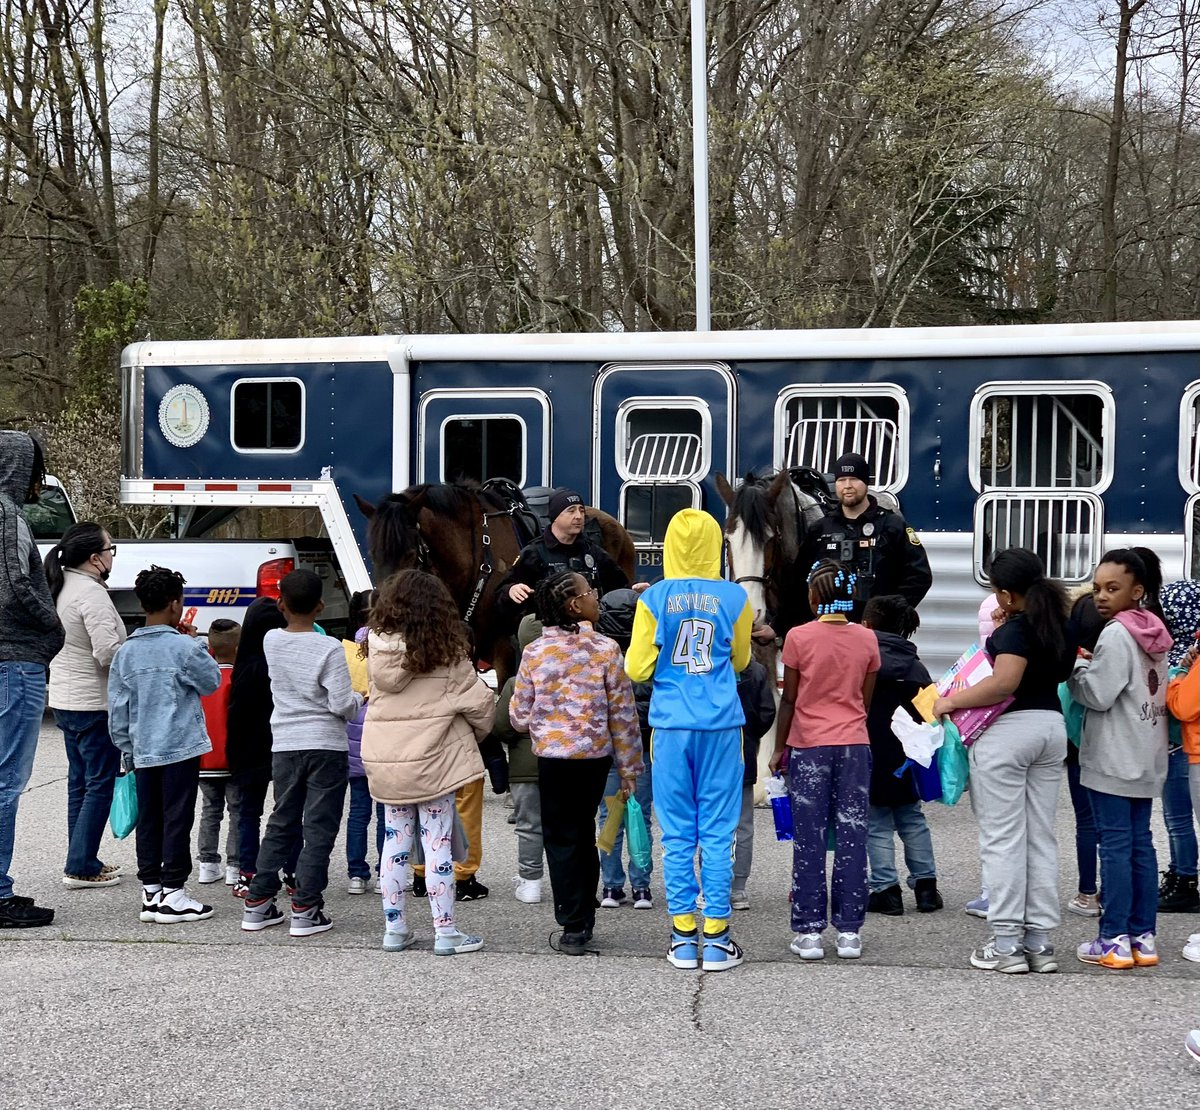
<box><xmin>889</xmin><ymin>707</ymin><xmax>945</xmax><ymax>768</ymax></box>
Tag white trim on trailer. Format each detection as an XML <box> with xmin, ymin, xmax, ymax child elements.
<box><xmin>229</xmin><ymin>376</ymin><xmax>307</xmax><ymax>455</ymax></box>
<box><xmin>389</xmin><ymin>346</ymin><xmax>411</xmax><ymax>493</ymax></box>
<box><xmin>125</xmin><ymin>321</ymin><xmax>1200</xmax><ymax>372</ymax></box>
<box><xmin>400</xmin><ymin>320</ymin><xmax>1200</xmax><ymax>363</ymax></box>
<box><xmin>119</xmin><ymin>476</ymin><xmax>372</xmax><ymax>595</ymax></box>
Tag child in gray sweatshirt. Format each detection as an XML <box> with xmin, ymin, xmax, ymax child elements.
<box><xmin>1068</xmin><ymin>549</ymin><xmax>1172</xmax><ymax>971</ymax></box>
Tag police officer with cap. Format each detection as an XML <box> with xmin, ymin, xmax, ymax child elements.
<box><xmin>799</xmin><ymin>452</ymin><xmax>932</xmax><ymax>622</ymax></box>
<box><xmin>500</xmin><ymin>488</ymin><xmax>630</xmax><ymax>612</ymax></box>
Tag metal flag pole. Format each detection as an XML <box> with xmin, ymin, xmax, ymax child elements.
<box><xmin>690</xmin><ymin>0</ymin><xmax>711</xmax><ymax>331</ymax></box>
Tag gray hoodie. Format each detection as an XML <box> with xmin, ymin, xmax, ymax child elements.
<box><xmin>1068</xmin><ymin>609</ymin><xmax>1173</xmax><ymax>799</ymax></box>
<box><xmin>0</xmin><ymin>431</ymin><xmax>64</xmax><ymax>665</ymax></box>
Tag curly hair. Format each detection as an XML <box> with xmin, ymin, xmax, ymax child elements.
<box><xmin>535</xmin><ymin>571</ymin><xmax>581</xmax><ymax>633</ymax></box>
<box><xmin>807</xmin><ymin>559</ymin><xmax>855</xmax><ymax>616</ymax></box>
<box><xmin>369</xmin><ymin>569</ymin><xmax>471</xmax><ymax>674</ymax></box>
<box><xmin>861</xmin><ymin>593</ymin><xmax>920</xmax><ymax>638</ymax></box>
<box><xmin>134</xmin><ymin>565</ymin><xmax>186</xmax><ymax>613</ymax></box>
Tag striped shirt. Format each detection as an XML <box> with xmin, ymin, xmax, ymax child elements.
<box><xmin>509</xmin><ymin>623</ymin><xmax>644</xmax><ymax>776</ymax></box>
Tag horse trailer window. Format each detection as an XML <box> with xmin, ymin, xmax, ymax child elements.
<box><xmin>969</xmin><ymin>382</ymin><xmax>1112</xmax><ymax>586</ymax></box>
<box><xmin>441</xmin><ymin>416</ymin><xmax>524</xmax><ymax>485</ymax></box>
<box><xmin>970</xmin><ymin>385</ymin><xmax>1113</xmax><ymax>493</ymax></box>
<box><xmin>231</xmin><ymin>378</ymin><xmax>305</xmax><ymax>452</ymax></box>
<box><xmin>618</xmin><ymin>404</ymin><xmax>708</xmax><ymax>482</ymax></box>
<box><xmin>774</xmin><ymin>386</ymin><xmax>908</xmax><ymax>492</ymax></box>
<box><xmin>621</xmin><ymin>484</ymin><xmax>697</xmax><ymax>545</ymax></box>
<box><xmin>1178</xmin><ymin>382</ymin><xmax>1200</xmax><ymax>495</ymax></box>
<box><xmin>1188</xmin><ymin>495</ymin><xmax>1200</xmax><ymax>577</ymax></box>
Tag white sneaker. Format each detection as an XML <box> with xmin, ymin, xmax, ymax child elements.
<box><xmin>154</xmin><ymin>887</ymin><xmax>214</xmax><ymax>923</ymax></box>
<box><xmin>836</xmin><ymin>931</ymin><xmax>862</xmax><ymax>959</ymax></box>
<box><xmin>374</xmin><ymin>877</ymin><xmax>382</xmax><ymax>895</ymax></box>
<box><xmin>1183</xmin><ymin>934</ymin><xmax>1200</xmax><ymax>963</ymax></box>
<box><xmin>347</xmin><ymin>876</ymin><xmax>369</xmax><ymax>895</ymax></box>
<box><xmin>196</xmin><ymin>861</ymin><xmax>223</xmax><ymax>884</ymax></box>
<box><xmin>789</xmin><ymin>932</ymin><xmax>824</xmax><ymax>960</ymax></box>
<box><xmin>224</xmin><ymin>866</ymin><xmax>238</xmax><ymax>886</ymax></box>
<box><xmin>512</xmin><ymin>876</ymin><xmax>543</xmax><ymax>904</ymax></box>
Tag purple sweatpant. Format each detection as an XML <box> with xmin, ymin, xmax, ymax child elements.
<box><xmin>788</xmin><ymin>745</ymin><xmax>872</xmax><ymax>934</ymax></box>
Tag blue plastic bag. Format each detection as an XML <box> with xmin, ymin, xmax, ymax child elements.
<box><xmin>625</xmin><ymin>796</ymin><xmax>651</xmax><ymax>872</ymax></box>
<box><xmin>109</xmin><ymin>772</ymin><xmax>138</xmax><ymax>840</ymax></box>
<box><xmin>937</xmin><ymin>721</ymin><xmax>969</xmax><ymax>806</ymax></box>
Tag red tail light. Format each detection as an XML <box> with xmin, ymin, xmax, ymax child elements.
<box><xmin>256</xmin><ymin>557</ymin><xmax>295</xmax><ymax>599</ymax></box>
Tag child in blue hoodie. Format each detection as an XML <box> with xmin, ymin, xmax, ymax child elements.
<box><xmin>1069</xmin><ymin>548</ymin><xmax>1172</xmax><ymax>971</ymax></box>
<box><xmin>626</xmin><ymin>509</ymin><xmax>753</xmax><ymax>973</ymax></box>
<box><xmin>109</xmin><ymin>566</ymin><xmax>221</xmax><ymax>925</ymax></box>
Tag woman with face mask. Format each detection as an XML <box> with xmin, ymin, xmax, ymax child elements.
<box><xmin>44</xmin><ymin>521</ymin><xmax>127</xmax><ymax>889</ymax></box>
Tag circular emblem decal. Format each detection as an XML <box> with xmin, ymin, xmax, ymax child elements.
<box><xmin>159</xmin><ymin>384</ymin><xmax>210</xmax><ymax>448</ymax></box>
<box><xmin>1148</xmin><ymin>668</ymin><xmax>1160</xmax><ymax>697</ymax></box>
<box><xmin>862</xmin><ymin>523</ymin><xmax>875</xmax><ymax>537</ymax></box>
<box><xmin>584</xmin><ymin>554</ymin><xmax>595</xmax><ymax>569</ymax></box>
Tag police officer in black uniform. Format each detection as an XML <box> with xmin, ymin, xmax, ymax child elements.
<box><xmin>500</xmin><ymin>488</ymin><xmax>630</xmax><ymax>614</ymax></box>
<box><xmin>799</xmin><ymin>452</ymin><xmax>933</xmax><ymax>623</ymax></box>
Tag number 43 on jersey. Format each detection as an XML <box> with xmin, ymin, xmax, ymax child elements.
<box><xmin>671</xmin><ymin>618</ymin><xmax>715</xmax><ymax>675</ymax></box>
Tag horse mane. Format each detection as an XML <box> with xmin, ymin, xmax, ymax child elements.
<box><xmin>730</xmin><ymin>475</ymin><xmax>774</xmax><ymax>547</ymax></box>
<box><xmin>368</xmin><ymin>481</ymin><xmax>509</xmax><ymax>575</ymax></box>
<box><xmin>419</xmin><ymin>480</ymin><xmax>507</xmax><ymax>516</ymax></box>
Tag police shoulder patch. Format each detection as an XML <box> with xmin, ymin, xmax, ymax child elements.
<box><xmin>906</xmin><ymin>527</ymin><xmax>922</xmax><ymax>547</ymax></box>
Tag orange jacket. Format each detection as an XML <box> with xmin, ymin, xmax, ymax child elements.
<box><xmin>1166</xmin><ymin>665</ymin><xmax>1200</xmax><ymax>764</ymax></box>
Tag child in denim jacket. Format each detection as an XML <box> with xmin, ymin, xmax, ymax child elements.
<box><xmin>109</xmin><ymin>566</ymin><xmax>221</xmax><ymax>925</ymax></box>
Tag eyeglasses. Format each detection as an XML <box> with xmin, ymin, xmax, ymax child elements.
<box><xmin>574</xmin><ymin>587</ymin><xmax>598</xmax><ymax>599</ymax></box>
<box><xmin>98</xmin><ymin>545</ymin><xmax>117</xmax><ymax>555</ymax></box>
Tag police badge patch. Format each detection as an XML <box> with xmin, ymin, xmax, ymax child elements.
<box><xmin>906</xmin><ymin>527</ymin><xmax>922</xmax><ymax>546</ymax></box>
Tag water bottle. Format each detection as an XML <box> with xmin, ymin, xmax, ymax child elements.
<box><xmin>764</xmin><ymin>774</ymin><xmax>792</xmax><ymax>842</ymax></box>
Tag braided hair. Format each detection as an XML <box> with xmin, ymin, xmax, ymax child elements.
<box><xmin>536</xmin><ymin>570</ymin><xmax>581</xmax><ymax>633</ymax></box>
<box><xmin>134</xmin><ymin>564</ymin><xmax>186</xmax><ymax>613</ymax></box>
<box><xmin>807</xmin><ymin>559</ymin><xmax>856</xmax><ymax>617</ymax></box>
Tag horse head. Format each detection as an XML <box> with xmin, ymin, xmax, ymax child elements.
<box><xmin>715</xmin><ymin>471</ymin><xmax>786</xmax><ymax>623</ymax></box>
<box><xmin>355</xmin><ymin>490</ymin><xmax>428</xmax><ymax>583</ymax></box>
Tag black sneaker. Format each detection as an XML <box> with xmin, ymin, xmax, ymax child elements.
<box><xmin>866</xmin><ymin>884</ymin><xmax>904</xmax><ymax>916</ymax></box>
<box><xmin>412</xmin><ymin>875</ymin><xmax>427</xmax><ymax>898</ymax></box>
<box><xmin>0</xmin><ymin>895</ymin><xmax>54</xmax><ymax>929</ymax></box>
<box><xmin>455</xmin><ymin>875</ymin><xmax>489</xmax><ymax>902</ymax></box>
<box><xmin>554</xmin><ymin>930</ymin><xmax>590</xmax><ymax>956</ymax></box>
<box><xmin>914</xmin><ymin>878</ymin><xmax>944</xmax><ymax>913</ymax></box>
<box><xmin>600</xmin><ymin>886</ymin><xmax>627</xmax><ymax>909</ymax></box>
<box><xmin>1161</xmin><ymin>873</ymin><xmax>1200</xmax><ymax>913</ymax></box>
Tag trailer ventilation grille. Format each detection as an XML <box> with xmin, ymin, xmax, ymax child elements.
<box><xmin>973</xmin><ymin>492</ymin><xmax>1101</xmax><ymax>584</ymax></box>
<box><xmin>625</xmin><ymin>433</ymin><xmax>704</xmax><ymax>481</ymax></box>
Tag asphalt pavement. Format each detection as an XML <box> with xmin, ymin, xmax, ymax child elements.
<box><xmin>3</xmin><ymin>717</ymin><xmax>1200</xmax><ymax>1110</ymax></box>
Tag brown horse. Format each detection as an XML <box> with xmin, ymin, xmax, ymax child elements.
<box><xmin>354</xmin><ymin>481</ymin><xmax>635</xmax><ymax>685</ymax></box>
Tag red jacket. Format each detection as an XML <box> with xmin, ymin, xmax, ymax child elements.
<box><xmin>200</xmin><ymin>665</ymin><xmax>234</xmax><ymax>775</ymax></box>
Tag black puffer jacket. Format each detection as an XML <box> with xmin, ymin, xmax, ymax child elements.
<box><xmin>867</xmin><ymin>631</ymin><xmax>932</xmax><ymax>807</ymax></box>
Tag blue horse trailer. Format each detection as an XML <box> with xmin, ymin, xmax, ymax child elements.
<box><xmin>120</xmin><ymin>321</ymin><xmax>1200</xmax><ymax>671</ymax></box>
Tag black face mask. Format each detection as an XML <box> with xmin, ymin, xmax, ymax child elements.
<box><xmin>98</xmin><ymin>567</ymin><xmax>111</xmax><ymax>583</ymax></box>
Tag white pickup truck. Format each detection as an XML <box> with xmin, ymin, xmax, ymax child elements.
<box><xmin>25</xmin><ymin>478</ymin><xmax>352</xmax><ymax>637</ymax></box>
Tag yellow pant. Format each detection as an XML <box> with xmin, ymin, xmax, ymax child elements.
<box><xmin>412</xmin><ymin>777</ymin><xmax>484</xmax><ymax>880</ymax></box>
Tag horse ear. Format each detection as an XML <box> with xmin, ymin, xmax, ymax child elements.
<box><xmin>766</xmin><ymin>469</ymin><xmax>792</xmax><ymax>507</ymax></box>
<box><xmin>353</xmin><ymin>493</ymin><xmax>377</xmax><ymax>520</ymax></box>
<box><xmin>714</xmin><ymin>473</ymin><xmax>736</xmax><ymax>507</ymax></box>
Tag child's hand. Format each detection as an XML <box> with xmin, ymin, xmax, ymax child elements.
<box><xmin>1077</xmin><ymin>648</ymin><xmax>1093</xmax><ymax>662</ymax></box>
<box><xmin>1183</xmin><ymin>645</ymin><xmax>1199</xmax><ymax>669</ymax></box>
<box><xmin>177</xmin><ymin>621</ymin><xmax>198</xmax><ymax>637</ymax></box>
<box><xmin>751</xmin><ymin>622</ymin><xmax>776</xmax><ymax>644</ymax></box>
<box><xmin>619</xmin><ymin>774</ymin><xmax>637</xmax><ymax>798</ymax></box>
<box><xmin>767</xmin><ymin>748</ymin><xmax>787</xmax><ymax>775</ymax></box>
<box><xmin>932</xmin><ymin>696</ymin><xmax>955</xmax><ymax>719</ymax></box>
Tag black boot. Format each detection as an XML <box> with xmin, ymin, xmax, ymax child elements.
<box><xmin>866</xmin><ymin>884</ymin><xmax>904</xmax><ymax>916</ymax></box>
<box><xmin>1160</xmin><ymin>872</ymin><xmax>1200</xmax><ymax>913</ymax></box>
<box><xmin>914</xmin><ymin>878</ymin><xmax>944</xmax><ymax>913</ymax></box>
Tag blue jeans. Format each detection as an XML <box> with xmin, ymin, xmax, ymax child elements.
<box><xmin>346</xmin><ymin>775</ymin><xmax>384</xmax><ymax>879</ymax></box>
<box><xmin>1089</xmin><ymin>789</ymin><xmax>1157</xmax><ymax>939</ymax></box>
<box><xmin>867</xmin><ymin>802</ymin><xmax>936</xmax><ymax>892</ymax></box>
<box><xmin>54</xmin><ymin>709</ymin><xmax>120</xmax><ymax>877</ymax></box>
<box><xmin>1162</xmin><ymin>746</ymin><xmax>1197</xmax><ymax>877</ymax></box>
<box><xmin>0</xmin><ymin>663</ymin><xmax>48</xmax><ymax>900</ymax></box>
<box><xmin>597</xmin><ymin>764</ymin><xmax>654</xmax><ymax>890</ymax></box>
<box><xmin>1066</xmin><ymin>759</ymin><xmax>1099</xmax><ymax>894</ymax></box>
